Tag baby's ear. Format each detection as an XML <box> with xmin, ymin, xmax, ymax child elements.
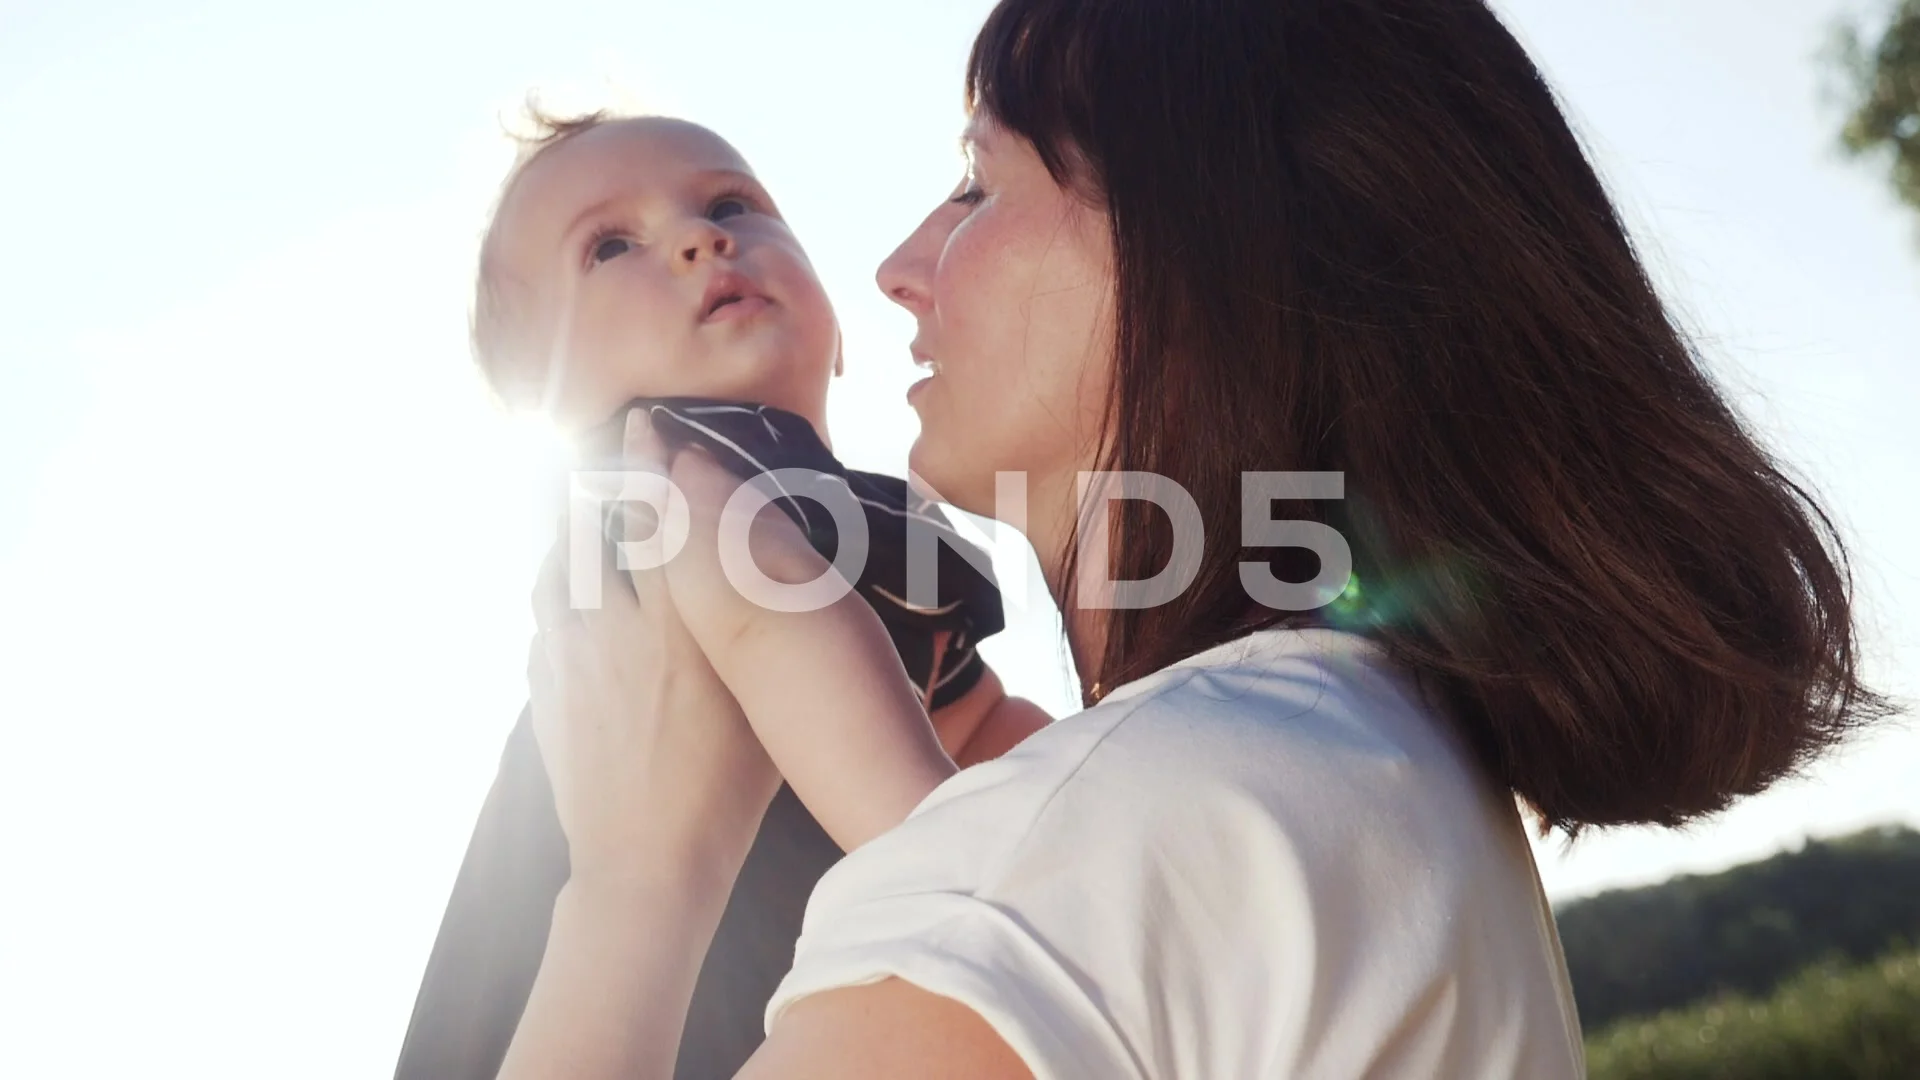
<box><xmin>834</xmin><ymin>339</ymin><xmax>845</xmax><ymax>377</ymax></box>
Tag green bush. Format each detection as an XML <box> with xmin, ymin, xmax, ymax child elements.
<box><xmin>1556</xmin><ymin>825</ymin><xmax>1920</xmax><ymax>1029</ymax></box>
<box><xmin>1585</xmin><ymin>945</ymin><xmax>1920</xmax><ymax>1080</ymax></box>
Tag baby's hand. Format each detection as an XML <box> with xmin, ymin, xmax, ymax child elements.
<box><xmin>627</xmin><ymin>410</ymin><xmax>958</xmax><ymax>851</ymax></box>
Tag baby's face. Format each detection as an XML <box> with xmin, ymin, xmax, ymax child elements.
<box><xmin>489</xmin><ymin>118</ymin><xmax>839</xmax><ymax>436</ymax></box>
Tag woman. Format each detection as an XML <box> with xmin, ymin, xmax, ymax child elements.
<box><xmin>502</xmin><ymin>0</ymin><xmax>1891</xmax><ymax>1076</ymax></box>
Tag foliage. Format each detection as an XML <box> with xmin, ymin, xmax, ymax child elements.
<box><xmin>1555</xmin><ymin>825</ymin><xmax>1920</xmax><ymax>1030</ymax></box>
<box><xmin>1829</xmin><ymin>0</ymin><xmax>1920</xmax><ymax>212</ymax></box>
<box><xmin>1585</xmin><ymin>945</ymin><xmax>1920</xmax><ymax>1080</ymax></box>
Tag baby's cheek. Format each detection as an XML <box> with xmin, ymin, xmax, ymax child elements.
<box><xmin>597</xmin><ymin>315</ymin><xmax>694</xmax><ymax>385</ymax></box>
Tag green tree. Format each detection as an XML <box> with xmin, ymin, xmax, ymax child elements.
<box><xmin>1554</xmin><ymin>825</ymin><xmax>1920</xmax><ymax>1030</ymax></box>
<box><xmin>1829</xmin><ymin>0</ymin><xmax>1920</xmax><ymax>212</ymax></box>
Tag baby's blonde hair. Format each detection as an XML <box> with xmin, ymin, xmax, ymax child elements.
<box><xmin>471</xmin><ymin>99</ymin><xmax>633</xmax><ymax>406</ymax></box>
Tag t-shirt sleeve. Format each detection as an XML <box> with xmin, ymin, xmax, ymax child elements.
<box><xmin>764</xmin><ymin>890</ymin><xmax>1146</xmax><ymax>1076</ymax></box>
<box><xmin>761</xmin><ymin>675</ymin><xmax>1280</xmax><ymax>1080</ymax></box>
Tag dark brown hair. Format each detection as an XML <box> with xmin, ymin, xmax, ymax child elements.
<box><xmin>967</xmin><ymin>0</ymin><xmax>1895</xmax><ymax>833</ymax></box>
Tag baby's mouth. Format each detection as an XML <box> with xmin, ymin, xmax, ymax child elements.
<box><xmin>700</xmin><ymin>290</ymin><xmax>773</xmax><ymax>325</ymax></box>
<box><xmin>699</xmin><ymin>269</ymin><xmax>771</xmax><ymax>323</ymax></box>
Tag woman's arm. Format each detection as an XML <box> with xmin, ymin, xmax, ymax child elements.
<box><xmin>498</xmin><ymin>420</ymin><xmax>783</xmax><ymax>1079</ymax></box>
<box><xmin>498</xmin><ymin>867</ymin><xmax>740</xmax><ymax>1080</ymax></box>
<box><xmin>508</xmin><ymin>881</ymin><xmax>1036</xmax><ymax>1080</ymax></box>
<box><xmin>741</xmin><ymin>979</ymin><xmax>1034</xmax><ymax>1079</ymax></box>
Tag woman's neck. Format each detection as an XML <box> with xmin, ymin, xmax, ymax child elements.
<box><xmin>1025</xmin><ymin>470</ymin><xmax>1112</xmax><ymax>702</ymax></box>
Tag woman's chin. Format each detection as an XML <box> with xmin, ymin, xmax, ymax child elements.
<box><xmin>906</xmin><ymin>436</ymin><xmax>963</xmax><ymax>505</ymax></box>
<box><xmin>908</xmin><ymin>438</ymin><xmax>1000</xmax><ymax>520</ymax></box>
<box><xmin>905</xmin><ymin>438</ymin><xmax>941</xmax><ymax>500</ymax></box>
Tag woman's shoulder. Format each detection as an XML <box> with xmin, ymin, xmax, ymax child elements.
<box><xmin>942</xmin><ymin>628</ymin><xmax>1489</xmax><ymax>832</ymax></box>
<box><xmin>810</xmin><ymin>628</ymin><xmax>1510</xmax><ymax>911</ymax></box>
<box><xmin>776</xmin><ymin>628</ymin><xmax>1585</xmax><ymax>1077</ymax></box>
<box><xmin>1079</xmin><ymin>626</ymin><xmax>1451</xmax><ymax>767</ymax></box>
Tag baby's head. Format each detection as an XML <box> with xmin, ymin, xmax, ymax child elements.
<box><xmin>473</xmin><ymin>109</ymin><xmax>841</xmax><ymax>436</ymax></box>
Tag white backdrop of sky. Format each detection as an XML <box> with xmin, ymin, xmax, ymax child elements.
<box><xmin>1</xmin><ymin>1</ymin><xmax>1915</xmax><ymax>1076</ymax></box>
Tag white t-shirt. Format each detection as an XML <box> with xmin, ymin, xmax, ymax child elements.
<box><xmin>765</xmin><ymin>628</ymin><xmax>1587</xmax><ymax>1078</ymax></box>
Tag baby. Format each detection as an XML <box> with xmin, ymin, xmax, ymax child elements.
<box><xmin>479</xmin><ymin>109</ymin><xmax>1045</xmax><ymax>840</ymax></box>
<box><xmin>394</xmin><ymin>109</ymin><xmax>1048</xmax><ymax>1080</ymax></box>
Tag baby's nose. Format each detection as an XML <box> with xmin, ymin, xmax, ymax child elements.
<box><xmin>675</xmin><ymin>219</ymin><xmax>735</xmax><ymax>268</ymax></box>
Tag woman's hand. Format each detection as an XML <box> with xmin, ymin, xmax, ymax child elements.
<box><xmin>501</xmin><ymin>409</ymin><xmax>784</xmax><ymax>1080</ymax></box>
<box><xmin>527</xmin><ymin>409</ymin><xmax>781</xmax><ymax>897</ymax></box>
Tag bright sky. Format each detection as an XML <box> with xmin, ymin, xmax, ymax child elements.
<box><xmin>1</xmin><ymin>2</ymin><xmax>1914</xmax><ymax>1076</ymax></box>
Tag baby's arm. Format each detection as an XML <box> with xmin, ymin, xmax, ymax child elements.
<box><xmin>630</xmin><ymin>414</ymin><xmax>1051</xmax><ymax>852</ymax></box>
<box><xmin>709</xmin><ymin>581</ymin><xmax>959</xmax><ymax>852</ymax></box>
<box><xmin>635</xmin><ymin>435</ymin><xmax>956</xmax><ymax>851</ymax></box>
<box><xmin>925</xmin><ymin>651</ymin><xmax>1054</xmax><ymax>768</ymax></box>
<box><xmin>703</xmin><ymin>605</ymin><xmax>1053</xmax><ymax>852</ymax></box>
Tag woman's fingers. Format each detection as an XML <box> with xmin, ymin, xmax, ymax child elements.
<box><xmin>592</xmin><ymin>512</ymin><xmax>640</xmax><ymax>615</ymax></box>
<box><xmin>619</xmin><ymin>406</ymin><xmax>676</xmax><ymax>613</ymax></box>
<box><xmin>623</xmin><ymin>404</ymin><xmax>669</xmax><ymax>476</ymax></box>
<box><xmin>532</xmin><ymin>534</ymin><xmax>579</xmax><ymax>633</ymax></box>
<box><xmin>526</xmin><ymin>632</ymin><xmax>551</xmax><ymax>695</ymax></box>
<box><xmin>523</xmin><ymin>413</ymin><xmax>779</xmax><ymax>882</ymax></box>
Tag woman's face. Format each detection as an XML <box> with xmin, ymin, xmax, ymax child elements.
<box><xmin>877</xmin><ymin>115</ymin><xmax>1116</xmax><ymax>535</ymax></box>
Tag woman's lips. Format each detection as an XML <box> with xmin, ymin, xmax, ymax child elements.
<box><xmin>907</xmin><ymin>350</ymin><xmax>940</xmax><ymax>404</ymax></box>
<box><xmin>907</xmin><ymin>370</ymin><xmax>937</xmax><ymax>404</ymax></box>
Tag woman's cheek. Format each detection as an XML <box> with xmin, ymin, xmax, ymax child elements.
<box><xmin>934</xmin><ymin>241</ymin><xmax>1012</xmax><ymax>383</ymax></box>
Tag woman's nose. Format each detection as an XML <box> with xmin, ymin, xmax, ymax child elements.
<box><xmin>876</xmin><ymin>226</ymin><xmax>934</xmax><ymax>314</ymax></box>
<box><xmin>672</xmin><ymin>218</ymin><xmax>735</xmax><ymax>273</ymax></box>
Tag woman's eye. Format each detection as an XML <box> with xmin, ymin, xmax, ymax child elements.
<box><xmin>590</xmin><ymin>235</ymin><xmax>634</xmax><ymax>264</ymax></box>
<box><xmin>949</xmin><ymin>169</ymin><xmax>986</xmax><ymax>206</ymax></box>
<box><xmin>709</xmin><ymin>197</ymin><xmax>750</xmax><ymax>222</ymax></box>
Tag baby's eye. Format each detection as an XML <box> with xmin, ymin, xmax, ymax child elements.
<box><xmin>590</xmin><ymin>234</ymin><xmax>635</xmax><ymax>264</ymax></box>
<box><xmin>708</xmin><ymin>196</ymin><xmax>751</xmax><ymax>223</ymax></box>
